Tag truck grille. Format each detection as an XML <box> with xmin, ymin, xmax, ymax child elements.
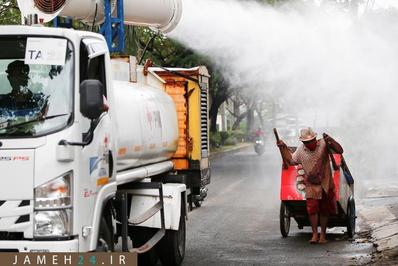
<box><xmin>0</xmin><ymin>200</ymin><xmax>32</xmax><ymax>239</ymax></box>
<box><xmin>200</xmin><ymin>83</ymin><xmax>209</xmax><ymax>158</ymax></box>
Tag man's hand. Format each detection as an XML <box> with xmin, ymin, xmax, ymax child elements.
<box><xmin>322</xmin><ymin>133</ymin><xmax>332</xmax><ymax>145</ymax></box>
<box><xmin>323</xmin><ymin>133</ymin><xmax>344</xmax><ymax>154</ymax></box>
<box><xmin>276</xmin><ymin>139</ymin><xmax>294</xmax><ymax>167</ymax></box>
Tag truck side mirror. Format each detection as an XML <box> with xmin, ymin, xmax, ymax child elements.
<box><xmin>80</xmin><ymin>79</ymin><xmax>104</xmax><ymax>120</ymax></box>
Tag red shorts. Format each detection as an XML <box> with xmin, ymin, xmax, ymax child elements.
<box><xmin>306</xmin><ymin>190</ymin><xmax>336</xmax><ymax>215</ymax></box>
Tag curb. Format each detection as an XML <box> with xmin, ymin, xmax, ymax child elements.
<box><xmin>209</xmin><ymin>143</ymin><xmax>252</xmax><ymax>160</ymax></box>
<box><xmin>357</xmin><ymin>198</ymin><xmax>398</xmax><ymax>262</ymax></box>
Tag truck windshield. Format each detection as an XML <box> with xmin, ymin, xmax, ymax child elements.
<box><xmin>0</xmin><ymin>36</ymin><xmax>73</xmax><ymax>137</ymax></box>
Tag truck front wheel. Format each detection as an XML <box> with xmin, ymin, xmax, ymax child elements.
<box><xmin>157</xmin><ymin>212</ymin><xmax>186</xmax><ymax>266</ymax></box>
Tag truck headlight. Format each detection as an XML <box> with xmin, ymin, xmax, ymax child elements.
<box><xmin>34</xmin><ymin>209</ymin><xmax>72</xmax><ymax>238</ymax></box>
<box><xmin>34</xmin><ymin>172</ymin><xmax>73</xmax><ymax>238</ymax></box>
<box><xmin>35</xmin><ymin>172</ymin><xmax>72</xmax><ymax>208</ymax></box>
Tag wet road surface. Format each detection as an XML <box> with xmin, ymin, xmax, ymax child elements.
<box><xmin>182</xmin><ymin>147</ymin><xmax>373</xmax><ymax>265</ymax></box>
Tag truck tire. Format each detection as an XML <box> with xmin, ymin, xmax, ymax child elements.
<box><xmin>157</xmin><ymin>210</ymin><xmax>186</xmax><ymax>266</ymax></box>
<box><xmin>280</xmin><ymin>202</ymin><xmax>290</xmax><ymax>237</ymax></box>
<box><xmin>130</xmin><ymin>227</ymin><xmax>159</xmax><ymax>266</ymax></box>
<box><xmin>96</xmin><ymin>217</ymin><xmax>114</xmax><ymax>252</ymax></box>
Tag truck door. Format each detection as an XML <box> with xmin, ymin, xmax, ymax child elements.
<box><xmin>80</xmin><ymin>39</ymin><xmax>108</xmax><ymax>98</ymax></box>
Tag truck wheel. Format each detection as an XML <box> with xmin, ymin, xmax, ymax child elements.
<box><xmin>96</xmin><ymin>217</ymin><xmax>114</xmax><ymax>252</ymax></box>
<box><xmin>131</xmin><ymin>227</ymin><xmax>159</xmax><ymax>266</ymax></box>
<box><xmin>157</xmin><ymin>212</ymin><xmax>186</xmax><ymax>266</ymax></box>
<box><xmin>280</xmin><ymin>202</ymin><xmax>290</xmax><ymax>237</ymax></box>
<box><xmin>346</xmin><ymin>198</ymin><xmax>356</xmax><ymax>238</ymax></box>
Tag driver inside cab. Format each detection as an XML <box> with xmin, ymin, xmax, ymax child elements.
<box><xmin>0</xmin><ymin>60</ymin><xmax>48</xmax><ymax>134</ymax></box>
<box><xmin>0</xmin><ymin>60</ymin><xmax>47</xmax><ymax>112</ymax></box>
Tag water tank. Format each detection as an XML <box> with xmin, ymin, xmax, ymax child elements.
<box><xmin>112</xmin><ymin>80</ymin><xmax>179</xmax><ymax>171</ymax></box>
<box><xmin>17</xmin><ymin>0</ymin><xmax>182</xmax><ymax>33</ymax></box>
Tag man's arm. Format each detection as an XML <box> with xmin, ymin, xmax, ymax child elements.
<box><xmin>323</xmin><ymin>133</ymin><xmax>343</xmax><ymax>154</ymax></box>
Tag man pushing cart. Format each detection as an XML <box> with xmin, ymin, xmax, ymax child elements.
<box><xmin>275</xmin><ymin>127</ymin><xmax>355</xmax><ymax>244</ymax></box>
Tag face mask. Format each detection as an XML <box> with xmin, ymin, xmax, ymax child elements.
<box><xmin>303</xmin><ymin>140</ymin><xmax>317</xmax><ymax>151</ymax></box>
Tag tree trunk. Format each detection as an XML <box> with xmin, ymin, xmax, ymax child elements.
<box><xmin>232</xmin><ymin>111</ymin><xmax>248</xmax><ymax>130</ymax></box>
<box><xmin>209</xmin><ymin>97</ymin><xmax>226</xmax><ymax>132</ymax></box>
<box><xmin>209</xmin><ymin>107</ymin><xmax>218</xmax><ymax>133</ymax></box>
<box><xmin>255</xmin><ymin>107</ymin><xmax>264</xmax><ymax>129</ymax></box>
<box><xmin>246</xmin><ymin>108</ymin><xmax>255</xmax><ymax>136</ymax></box>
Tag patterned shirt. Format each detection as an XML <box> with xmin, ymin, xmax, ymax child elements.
<box><xmin>292</xmin><ymin>139</ymin><xmax>334</xmax><ymax>199</ymax></box>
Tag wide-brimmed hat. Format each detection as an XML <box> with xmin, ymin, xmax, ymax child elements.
<box><xmin>299</xmin><ymin>127</ymin><xmax>317</xmax><ymax>142</ymax></box>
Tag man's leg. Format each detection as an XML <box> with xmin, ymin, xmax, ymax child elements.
<box><xmin>309</xmin><ymin>213</ymin><xmax>319</xmax><ymax>242</ymax></box>
<box><xmin>306</xmin><ymin>198</ymin><xmax>319</xmax><ymax>243</ymax></box>
<box><xmin>319</xmin><ymin>190</ymin><xmax>336</xmax><ymax>243</ymax></box>
<box><xmin>319</xmin><ymin>215</ymin><xmax>328</xmax><ymax>243</ymax></box>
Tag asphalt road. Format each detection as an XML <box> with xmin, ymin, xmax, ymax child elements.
<box><xmin>182</xmin><ymin>146</ymin><xmax>374</xmax><ymax>266</ymax></box>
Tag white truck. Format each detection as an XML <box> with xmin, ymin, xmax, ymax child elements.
<box><xmin>0</xmin><ymin>0</ymin><xmax>210</xmax><ymax>265</ymax></box>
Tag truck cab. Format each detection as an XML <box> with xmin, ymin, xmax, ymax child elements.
<box><xmin>0</xmin><ymin>26</ymin><xmax>193</xmax><ymax>266</ymax></box>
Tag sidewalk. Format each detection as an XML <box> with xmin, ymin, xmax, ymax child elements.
<box><xmin>357</xmin><ymin>182</ymin><xmax>398</xmax><ymax>264</ymax></box>
<box><xmin>209</xmin><ymin>142</ymin><xmax>252</xmax><ymax>160</ymax></box>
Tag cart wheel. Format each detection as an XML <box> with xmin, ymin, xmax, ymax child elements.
<box><xmin>280</xmin><ymin>202</ymin><xmax>291</xmax><ymax>237</ymax></box>
<box><xmin>346</xmin><ymin>197</ymin><xmax>356</xmax><ymax>238</ymax></box>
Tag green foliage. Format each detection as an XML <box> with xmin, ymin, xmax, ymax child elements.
<box><xmin>230</xmin><ymin>130</ymin><xmax>246</xmax><ymax>142</ymax></box>
<box><xmin>219</xmin><ymin>130</ymin><xmax>247</xmax><ymax>145</ymax></box>
<box><xmin>224</xmin><ymin>136</ymin><xmax>238</xmax><ymax>146</ymax></box>
<box><xmin>124</xmin><ymin>26</ymin><xmax>210</xmax><ymax>68</ymax></box>
<box><xmin>219</xmin><ymin>131</ymin><xmax>230</xmax><ymax>145</ymax></box>
<box><xmin>211</xmin><ymin>130</ymin><xmax>244</xmax><ymax>148</ymax></box>
<box><xmin>210</xmin><ymin>131</ymin><xmax>222</xmax><ymax>148</ymax></box>
<box><xmin>0</xmin><ymin>1</ymin><xmax>21</xmax><ymax>25</ymax></box>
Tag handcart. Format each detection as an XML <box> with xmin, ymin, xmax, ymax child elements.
<box><xmin>279</xmin><ymin>150</ymin><xmax>356</xmax><ymax>238</ymax></box>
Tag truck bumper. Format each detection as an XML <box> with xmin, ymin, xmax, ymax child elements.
<box><xmin>0</xmin><ymin>239</ymin><xmax>78</xmax><ymax>252</ymax></box>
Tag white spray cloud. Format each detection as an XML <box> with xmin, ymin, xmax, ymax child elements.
<box><xmin>170</xmin><ymin>0</ymin><xmax>398</xmax><ymax>186</ymax></box>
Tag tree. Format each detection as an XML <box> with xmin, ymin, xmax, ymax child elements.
<box><xmin>0</xmin><ymin>0</ymin><xmax>20</xmax><ymax>25</ymax></box>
